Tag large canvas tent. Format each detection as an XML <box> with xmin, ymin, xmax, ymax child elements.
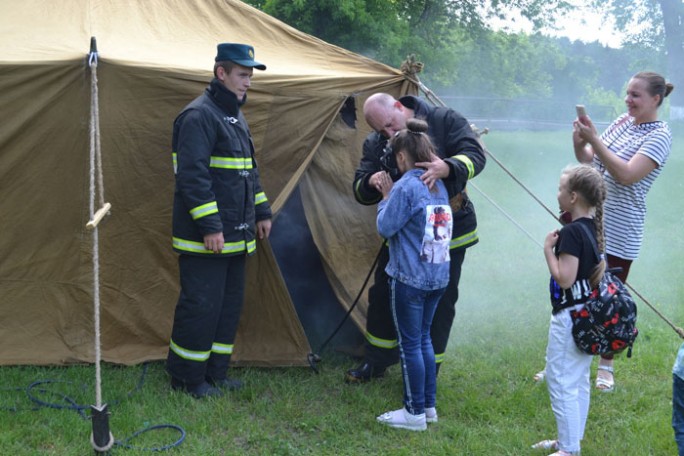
<box><xmin>0</xmin><ymin>0</ymin><xmax>419</xmax><ymax>366</ymax></box>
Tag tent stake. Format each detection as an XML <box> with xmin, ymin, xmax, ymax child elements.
<box><xmin>90</xmin><ymin>404</ymin><xmax>114</xmax><ymax>454</ymax></box>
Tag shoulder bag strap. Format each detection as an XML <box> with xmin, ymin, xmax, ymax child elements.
<box><xmin>577</xmin><ymin>222</ymin><xmax>601</xmax><ymax>264</ymax></box>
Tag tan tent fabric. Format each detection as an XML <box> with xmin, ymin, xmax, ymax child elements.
<box><xmin>0</xmin><ymin>0</ymin><xmax>417</xmax><ymax>366</ymax></box>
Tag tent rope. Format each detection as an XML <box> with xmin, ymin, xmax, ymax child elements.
<box><xmin>400</xmin><ymin>56</ymin><xmax>683</xmax><ymax>339</ymax></box>
<box><xmin>88</xmin><ymin>39</ymin><xmax>106</xmax><ymax>412</ymax></box>
<box><xmin>308</xmin><ymin>242</ymin><xmax>385</xmax><ymax>372</ymax></box>
<box><xmin>87</xmin><ymin>37</ymin><xmax>115</xmax><ymax>454</ymax></box>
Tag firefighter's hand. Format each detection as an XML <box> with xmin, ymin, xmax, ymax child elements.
<box><xmin>204</xmin><ymin>232</ymin><xmax>224</xmax><ymax>253</ymax></box>
<box><xmin>416</xmin><ymin>154</ymin><xmax>449</xmax><ymax>190</ymax></box>
<box><xmin>256</xmin><ymin>219</ymin><xmax>272</xmax><ymax>240</ymax></box>
<box><xmin>369</xmin><ymin>171</ymin><xmax>388</xmax><ymax>192</ymax></box>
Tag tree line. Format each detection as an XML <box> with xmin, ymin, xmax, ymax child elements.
<box><xmin>244</xmin><ymin>0</ymin><xmax>681</xmax><ymax>123</ymax></box>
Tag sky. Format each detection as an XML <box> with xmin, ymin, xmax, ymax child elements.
<box><xmin>543</xmin><ymin>5</ymin><xmax>624</xmax><ymax>48</ymax></box>
<box><xmin>489</xmin><ymin>2</ymin><xmax>627</xmax><ymax>48</ymax></box>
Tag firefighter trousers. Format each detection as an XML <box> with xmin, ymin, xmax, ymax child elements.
<box><xmin>363</xmin><ymin>245</ymin><xmax>466</xmax><ymax>369</ymax></box>
<box><xmin>166</xmin><ymin>253</ymin><xmax>246</xmax><ymax>385</ymax></box>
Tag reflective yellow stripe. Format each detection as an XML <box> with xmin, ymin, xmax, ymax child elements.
<box><xmin>434</xmin><ymin>352</ymin><xmax>445</xmax><ymax>364</ymax></box>
<box><xmin>366</xmin><ymin>331</ymin><xmax>398</xmax><ymax>349</ymax></box>
<box><xmin>255</xmin><ymin>192</ymin><xmax>268</xmax><ymax>205</ymax></box>
<box><xmin>169</xmin><ymin>339</ymin><xmax>211</xmax><ymax>361</ymax></box>
<box><xmin>173</xmin><ymin>237</ymin><xmax>256</xmax><ymax>255</ymax></box>
<box><xmin>189</xmin><ymin>201</ymin><xmax>218</xmax><ymax>220</ymax></box>
<box><xmin>354</xmin><ymin>178</ymin><xmax>381</xmax><ymax>204</ymax></box>
<box><xmin>453</xmin><ymin>155</ymin><xmax>475</xmax><ymax>180</ymax></box>
<box><xmin>449</xmin><ymin>229</ymin><xmax>478</xmax><ymax>249</ymax></box>
<box><xmin>212</xmin><ymin>342</ymin><xmax>234</xmax><ymax>355</ymax></box>
<box><xmin>210</xmin><ymin>156</ymin><xmax>253</xmax><ymax>169</ymax></box>
<box><xmin>172</xmin><ymin>154</ymin><xmax>251</xmax><ymax>171</ymax></box>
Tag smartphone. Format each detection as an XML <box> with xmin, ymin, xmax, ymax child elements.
<box><xmin>576</xmin><ymin>105</ymin><xmax>587</xmax><ymax>118</ymax></box>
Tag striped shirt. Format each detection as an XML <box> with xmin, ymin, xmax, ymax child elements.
<box><xmin>593</xmin><ymin>114</ymin><xmax>672</xmax><ymax>260</ymax></box>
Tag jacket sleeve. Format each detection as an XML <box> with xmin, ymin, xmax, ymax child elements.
<box><xmin>353</xmin><ymin>133</ymin><xmax>385</xmax><ymax>206</ymax></box>
<box><xmin>174</xmin><ymin>109</ymin><xmax>223</xmax><ymax>235</ymax></box>
<box><xmin>376</xmin><ymin>184</ymin><xmax>412</xmax><ymax>239</ymax></box>
<box><xmin>440</xmin><ymin>109</ymin><xmax>487</xmax><ymax>192</ymax></box>
<box><xmin>252</xmin><ymin>157</ymin><xmax>272</xmax><ymax>222</ymax></box>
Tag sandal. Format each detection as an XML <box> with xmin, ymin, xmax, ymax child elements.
<box><xmin>596</xmin><ymin>364</ymin><xmax>615</xmax><ymax>392</ymax></box>
<box><xmin>533</xmin><ymin>369</ymin><xmax>546</xmax><ymax>383</ymax></box>
<box><xmin>531</xmin><ymin>439</ymin><xmax>558</xmax><ymax>450</ymax></box>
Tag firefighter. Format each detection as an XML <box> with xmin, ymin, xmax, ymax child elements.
<box><xmin>347</xmin><ymin>93</ymin><xmax>486</xmax><ymax>383</ymax></box>
<box><xmin>166</xmin><ymin>43</ymin><xmax>272</xmax><ymax>398</ymax></box>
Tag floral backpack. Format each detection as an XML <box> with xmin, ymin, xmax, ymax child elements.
<box><xmin>570</xmin><ymin>224</ymin><xmax>639</xmax><ymax>357</ymax></box>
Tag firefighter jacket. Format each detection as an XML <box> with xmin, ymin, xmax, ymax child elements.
<box><xmin>171</xmin><ymin>79</ymin><xmax>272</xmax><ymax>256</ymax></box>
<box><xmin>353</xmin><ymin>95</ymin><xmax>486</xmax><ymax>250</ymax></box>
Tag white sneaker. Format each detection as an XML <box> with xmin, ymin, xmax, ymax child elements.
<box><xmin>425</xmin><ymin>407</ymin><xmax>438</xmax><ymax>423</ymax></box>
<box><xmin>376</xmin><ymin>408</ymin><xmax>427</xmax><ymax>431</ymax></box>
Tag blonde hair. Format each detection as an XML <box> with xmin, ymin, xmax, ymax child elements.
<box><xmin>562</xmin><ymin>164</ymin><xmax>607</xmax><ymax>287</ymax></box>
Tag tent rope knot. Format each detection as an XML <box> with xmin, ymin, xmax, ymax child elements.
<box><xmin>400</xmin><ymin>54</ymin><xmax>423</xmax><ymax>78</ymax></box>
<box><xmin>88</xmin><ymin>36</ymin><xmax>98</xmax><ymax>66</ymax></box>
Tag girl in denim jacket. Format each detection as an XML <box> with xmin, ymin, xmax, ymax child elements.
<box><xmin>375</xmin><ymin>118</ymin><xmax>453</xmax><ymax>431</ymax></box>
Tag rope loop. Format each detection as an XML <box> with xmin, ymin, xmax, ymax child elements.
<box><xmin>90</xmin><ymin>431</ymin><xmax>115</xmax><ymax>453</ymax></box>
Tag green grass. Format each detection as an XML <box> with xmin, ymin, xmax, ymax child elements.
<box><xmin>2</xmin><ymin>128</ymin><xmax>683</xmax><ymax>455</ymax></box>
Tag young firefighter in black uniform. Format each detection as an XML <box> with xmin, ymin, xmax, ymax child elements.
<box><xmin>167</xmin><ymin>43</ymin><xmax>272</xmax><ymax>398</ymax></box>
<box><xmin>347</xmin><ymin>93</ymin><xmax>486</xmax><ymax>383</ymax></box>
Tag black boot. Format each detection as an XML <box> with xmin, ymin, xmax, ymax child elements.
<box><xmin>344</xmin><ymin>362</ymin><xmax>386</xmax><ymax>384</ymax></box>
<box><xmin>207</xmin><ymin>376</ymin><xmax>243</xmax><ymax>391</ymax></box>
<box><xmin>171</xmin><ymin>377</ymin><xmax>223</xmax><ymax>399</ymax></box>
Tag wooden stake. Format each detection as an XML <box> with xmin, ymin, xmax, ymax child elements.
<box><xmin>86</xmin><ymin>202</ymin><xmax>111</xmax><ymax>230</ymax></box>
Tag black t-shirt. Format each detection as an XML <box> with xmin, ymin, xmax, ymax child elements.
<box><xmin>549</xmin><ymin>217</ymin><xmax>600</xmax><ymax>312</ymax></box>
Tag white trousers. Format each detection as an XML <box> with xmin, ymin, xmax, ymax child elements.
<box><xmin>545</xmin><ymin>304</ymin><xmax>592</xmax><ymax>454</ymax></box>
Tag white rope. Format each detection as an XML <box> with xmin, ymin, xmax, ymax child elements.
<box><xmin>88</xmin><ymin>51</ymin><xmax>104</xmax><ymax>409</ymax></box>
<box><xmin>468</xmin><ymin>182</ymin><xmax>543</xmax><ymax>249</ymax></box>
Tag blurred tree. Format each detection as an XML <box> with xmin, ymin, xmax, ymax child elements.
<box><xmin>243</xmin><ymin>0</ymin><xmax>408</xmax><ymax>64</ymax></box>
<box><xmin>591</xmin><ymin>0</ymin><xmax>683</xmax><ymax>119</ymax></box>
<box><xmin>244</xmin><ymin>0</ymin><xmax>670</xmax><ymax>122</ymax></box>
<box><xmin>243</xmin><ymin>0</ymin><xmax>572</xmax><ymax>82</ymax></box>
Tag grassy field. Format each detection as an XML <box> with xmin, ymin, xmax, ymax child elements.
<box><xmin>1</xmin><ymin>128</ymin><xmax>683</xmax><ymax>455</ymax></box>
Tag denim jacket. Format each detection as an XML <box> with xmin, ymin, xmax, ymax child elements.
<box><xmin>377</xmin><ymin>169</ymin><xmax>452</xmax><ymax>291</ymax></box>
<box><xmin>674</xmin><ymin>343</ymin><xmax>684</xmax><ymax>380</ymax></box>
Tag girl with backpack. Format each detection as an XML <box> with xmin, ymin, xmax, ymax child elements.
<box><xmin>533</xmin><ymin>164</ymin><xmax>607</xmax><ymax>455</ymax></box>
<box><xmin>374</xmin><ymin>118</ymin><xmax>453</xmax><ymax>431</ymax></box>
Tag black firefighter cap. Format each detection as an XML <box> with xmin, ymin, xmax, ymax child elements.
<box><xmin>215</xmin><ymin>43</ymin><xmax>266</xmax><ymax>70</ymax></box>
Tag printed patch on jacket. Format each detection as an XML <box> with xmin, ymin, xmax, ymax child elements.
<box><xmin>421</xmin><ymin>204</ymin><xmax>452</xmax><ymax>264</ymax></box>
